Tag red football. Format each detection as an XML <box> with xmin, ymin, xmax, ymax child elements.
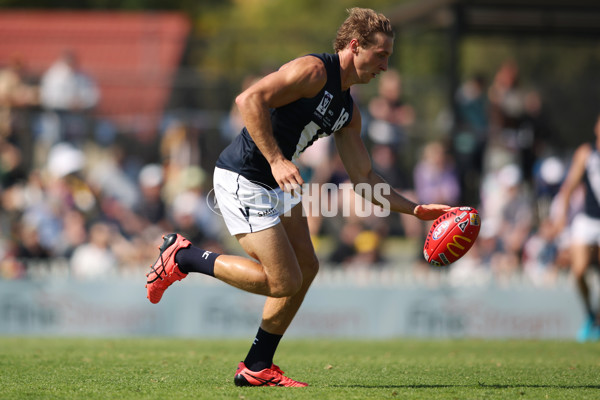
<box><xmin>423</xmin><ymin>207</ymin><xmax>481</xmax><ymax>266</ymax></box>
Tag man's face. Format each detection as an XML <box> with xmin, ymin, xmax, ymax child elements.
<box><xmin>355</xmin><ymin>32</ymin><xmax>394</xmax><ymax>84</ymax></box>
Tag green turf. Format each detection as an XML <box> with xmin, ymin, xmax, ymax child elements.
<box><xmin>1</xmin><ymin>337</ymin><xmax>599</xmax><ymax>399</ymax></box>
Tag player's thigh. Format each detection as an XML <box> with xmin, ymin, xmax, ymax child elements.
<box><xmin>571</xmin><ymin>214</ymin><xmax>600</xmax><ymax>277</ymax></box>
<box><xmin>236</xmin><ymin>223</ymin><xmax>301</xmax><ymax>285</ymax></box>
<box><xmin>571</xmin><ymin>242</ymin><xmax>593</xmax><ymax>277</ymax></box>
<box><xmin>280</xmin><ymin>203</ymin><xmax>319</xmax><ymax>278</ymax></box>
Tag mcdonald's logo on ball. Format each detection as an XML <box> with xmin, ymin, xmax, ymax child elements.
<box><xmin>423</xmin><ymin>207</ymin><xmax>481</xmax><ymax>266</ymax></box>
<box><xmin>446</xmin><ymin>235</ymin><xmax>473</xmax><ymax>257</ymax></box>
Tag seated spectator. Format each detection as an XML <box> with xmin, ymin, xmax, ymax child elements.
<box><xmin>135</xmin><ymin>163</ymin><xmax>168</xmax><ymax>228</ymax></box>
<box><xmin>521</xmin><ymin>218</ymin><xmax>560</xmax><ymax>286</ymax></box>
<box><xmin>39</xmin><ymin>50</ymin><xmax>100</xmax><ymax>144</ymax></box>
<box><xmin>367</xmin><ymin>69</ymin><xmax>415</xmax><ymax>147</ymax></box>
<box><xmin>412</xmin><ymin>140</ymin><xmax>461</xmax><ymax>272</ymax></box>
<box><xmin>70</xmin><ymin>221</ymin><xmax>117</xmax><ymax>279</ymax></box>
<box><xmin>40</xmin><ymin>50</ymin><xmax>99</xmax><ymax>113</ymax></box>
<box><xmin>413</xmin><ymin>141</ymin><xmax>461</xmax><ymax>207</ymax></box>
<box><xmin>0</xmin><ymin>57</ymin><xmax>38</xmax><ymax>139</ymax></box>
<box><xmin>490</xmin><ymin>164</ymin><xmax>534</xmax><ymax>283</ymax></box>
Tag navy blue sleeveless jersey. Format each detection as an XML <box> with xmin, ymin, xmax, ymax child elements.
<box><xmin>216</xmin><ymin>53</ymin><xmax>354</xmax><ymax>189</ymax></box>
<box><xmin>583</xmin><ymin>147</ymin><xmax>600</xmax><ymax>218</ymax></box>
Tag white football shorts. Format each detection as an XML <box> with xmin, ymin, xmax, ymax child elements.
<box><xmin>212</xmin><ymin>167</ymin><xmax>302</xmax><ymax>235</ymax></box>
<box><xmin>571</xmin><ymin>213</ymin><xmax>600</xmax><ymax>246</ymax></box>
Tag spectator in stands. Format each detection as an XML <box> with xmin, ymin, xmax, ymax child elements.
<box><xmin>0</xmin><ymin>139</ymin><xmax>23</xmax><ymax>188</ymax></box>
<box><xmin>486</xmin><ymin>60</ymin><xmax>550</xmax><ymax>187</ymax></box>
<box><xmin>453</xmin><ymin>74</ymin><xmax>489</xmax><ymax>205</ymax></box>
<box><xmin>490</xmin><ymin>164</ymin><xmax>534</xmax><ymax>283</ymax></box>
<box><xmin>0</xmin><ymin>57</ymin><xmax>38</xmax><ymax>139</ymax></box>
<box><xmin>413</xmin><ymin>140</ymin><xmax>461</xmax><ymax>208</ymax></box>
<box><xmin>534</xmin><ymin>156</ymin><xmax>566</xmax><ymax>220</ymax></box>
<box><xmin>0</xmin><ymin>241</ymin><xmax>26</xmax><ymax>280</ymax></box>
<box><xmin>56</xmin><ymin>209</ymin><xmax>88</xmax><ymax>258</ymax></box>
<box><xmin>40</xmin><ymin>50</ymin><xmax>99</xmax><ymax>112</ymax></box>
<box><xmin>521</xmin><ymin>218</ymin><xmax>559</xmax><ymax>286</ymax></box>
<box><xmin>86</xmin><ymin>144</ymin><xmax>139</xmax><ymax>213</ymax></box>
<box><xmin>412</xmin><ymin>141</ymin><xmax>461</xmax><ymax>271</ymax></box>
<box><xmin>70</xmin><ymin>221</ymin><xmax>117</xmax><ymax>279</ymax></box>
<box><xmin>0</xmin><ymin>58</ymin><xmax>38</xmax><ymax>186</ymax></box>
<box><xmin>20</xmin><ymin>145</ymin><xmax>85</xmax><ymax>257</ymax></box>
<box><xmin>15</xmin><ymin>221</ymin><xmax>50</xmax><ymax>261</ymax></box>
<box><xmin>39</xmin><ymin>50</ymin><xmax>100</xmax><ymax>145</ymax></box>
<box><xmin>488</xmin><ymin>59</ymin><xmax>526</xmax><ymax>133</ymax></box>
<box><xmin>328</xmin><ymin>220</ymin><xmax>363</xmax><ymax>265</ymax></box>
<box><xmin>297</xmin><ymin>135</ymin><xmax>335</xmax><ymax>237</ymax></box>
<box><xmin>372</xmin><ymin>143</ymin><xmax>419</xmax><ymax>238</ymax></box>
<box><xmin>367</xmin><ymin>68</ymin><xmax>415</xmax><ymax>148</ymax></box>
<box><xmin>351</xmin><ymin>228</ymin><xmax>385</xmax><ymax>266</ymax></box>
<box><xmin>160</xmin><ymin>120</ymin><xmax>202</xmax><ymax>203</ymax></box>
<box><xmin>180</xmin><ymin>166</ymin><xmax>226</xmax><ymax>249</ymax></box>
<box><xmin>135</xmin><ymin>163</ymin><xmax>168</xmax><ymax>229</ymax></box>
<box><xmin>366</xmin><ymin>70</ymin><xmax>417</xmax><ymax>231</ymax></box>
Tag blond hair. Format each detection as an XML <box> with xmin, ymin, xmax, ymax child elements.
<box><xmin>333</xmin><ymin>7</ymin><xmax>394</xmax><ymax>53</ymax></box>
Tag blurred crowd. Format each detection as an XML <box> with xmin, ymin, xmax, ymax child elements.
<box><xmin>0</xmin><ymin>51</ymin><xmax>226</xmax><ymax>280</ymax></box>
<box><xmin>0</xmin><ymin>54</ymin><xmax>585</xmax><ymax>286</ymax></box>
<box><xmin>290</xmin><ymin>58</ymin><xmax>575</xmax><ymax>288</ymax></box>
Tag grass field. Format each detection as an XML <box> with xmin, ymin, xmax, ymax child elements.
<box><xmin>1</xmin><ymin>337</ymin><xmax>599</xmax><ymax>399</ymax></box>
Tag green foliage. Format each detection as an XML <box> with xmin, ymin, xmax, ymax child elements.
<box><xmin>1</xmin><ymin>337</ymin><xmax>599</xmax><ymax>399</ymax></box>
<box><xmin>195</xmin><ymin>0</ymin><xmax>406</xmax><ymax>81</ymax></box>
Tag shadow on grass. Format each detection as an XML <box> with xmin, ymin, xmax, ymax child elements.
<box><xmin>477</xmin><ymin>383</ymin><xmax>600</xmax><ymax>390</ymax></box>
<box><xmin>331</xmin><ymin>383</ymin><xmax>600</xmax><ymax>389</ymax></box>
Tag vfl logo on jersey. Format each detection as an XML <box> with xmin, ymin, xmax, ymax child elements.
<box><xmin>316</xmin><ymin>91</ymin><xmax>333</xmax><ymax>115</ymax></box>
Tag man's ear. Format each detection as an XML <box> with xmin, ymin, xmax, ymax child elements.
<box><xmin>349</xmin><ymin>39</ymin><xmax>360</xmax><ymax>54</ymax></box>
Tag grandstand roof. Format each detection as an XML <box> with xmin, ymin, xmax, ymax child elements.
<box><xmin>0</xmin><ymin>10</ymin><xmax>190</xmax><ymax>131</ymax></box>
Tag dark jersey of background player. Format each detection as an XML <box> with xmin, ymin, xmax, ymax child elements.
<box><xmin>582</xmin><ymin>145</ymin><xmax>600</xmax><ymax>218</ymax></box>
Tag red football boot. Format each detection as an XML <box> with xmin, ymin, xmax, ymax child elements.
<box><xmin>145</xmin><ymin>233</ymin><xmax>191</xmax><ymax>304</ymax></box>
<box><xmin>234</xmin><ymin>361</ymin><xmax>308</xmax><ymax>387</ymax></box>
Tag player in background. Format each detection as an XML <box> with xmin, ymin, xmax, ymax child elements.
<box><xmin>145</xmin><ymin>8</ymin><xmax>451</xmax><ymax>386</ymax></box>
<box><xmin>554</xmin><ymin>113</ymin><xmax>600</xmax><ymax>342</ymax></box>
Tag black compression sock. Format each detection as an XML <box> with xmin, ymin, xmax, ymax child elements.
<box><xmin>244</xmin><ymin>327</ymin><xmax>283</xmax><ymax>372</ymax></box>
<box><xmin>174</xmin><ymin>246</ymin><xmax>219</xmax><ymax>276</ymax></box>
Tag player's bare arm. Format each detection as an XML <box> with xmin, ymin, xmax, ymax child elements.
<box><xmin>235</xmin><ymin>56</ymin><xmax>327</xmax><ymax>192</ymax></box>
<box><xmin>555</xmin><ymin>142</ymin><xmax>591</xmax><ymax>231</ymax></box>
<box><xmin>334</xmin><ymin>104</ymin><xmax>449</xmax><ymax>220</ymax></box>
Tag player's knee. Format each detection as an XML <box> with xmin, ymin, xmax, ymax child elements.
<box><xmin>270</xmin><ymin>272</ymin><xmax>303</xmax><ymax>298</ymax></box>
<box><xmin>270</xmin><ymin>282</ymin><xmax>301</xmax><ymax>298</ymax></box>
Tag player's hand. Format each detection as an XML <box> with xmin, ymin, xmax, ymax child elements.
<box><xmin>413</xmin><ymin>204</ymin><xmax>452</xmax><ymax>221</ymax></box>
<box><xmin>271</xmin><ymin>158</ymin><xmax>304</xmax><ymax>195</ymax></box>
<box><xmin>550</xmin><ymin>215</ymin><xmax>568</xmax><ymax>239</ymax></box>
